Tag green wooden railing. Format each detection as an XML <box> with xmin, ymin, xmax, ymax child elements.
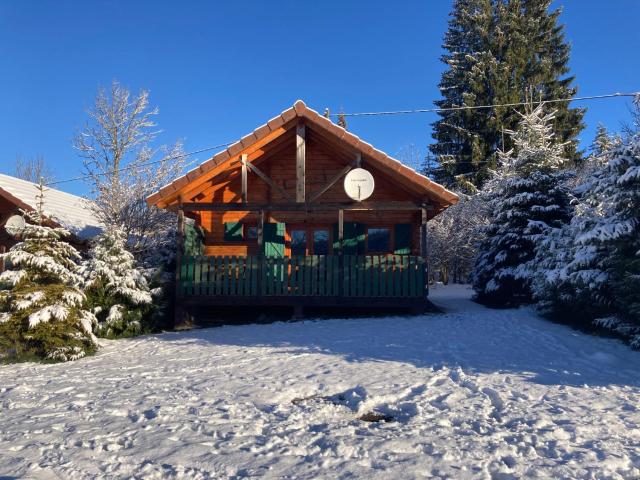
<box><xmin>179</xmin><ymin>255</ymin><xmax>426</xmax><ymax>298</ymax></box>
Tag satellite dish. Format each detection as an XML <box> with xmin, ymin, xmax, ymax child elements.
<box><xmin>344</xmin><ymin>168</ymin><xmax>375</xmax><ymax>201</ymax></box>
<box><xmin>4</xmin><ymin>215</ymin><xmax>26</xmax><ymax>236</ymax></box>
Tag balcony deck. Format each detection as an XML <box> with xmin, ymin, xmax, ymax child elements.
<box><xmin>178</xmin><ymin>254</ymin><xmax>428</xmax><ymax>309</ymax></box>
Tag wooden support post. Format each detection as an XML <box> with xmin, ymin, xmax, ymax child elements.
<box><xmin>420</xmin><ymin>207</ymin><xmax>429</xmax><ymax>296</ymax></box>
<box><xmin>174</xmin><ymin>206</ymin><xmax>187</xmax><ymax>327</ymax></box>
<box><xmin>257</xmin><ymin>209</ymin><xmax>265</xmax><ymax>297</ymax></box>
<box><xmin>292</xmin><ymin>305</ymin><xmax>304</xmax><ymax>319</ymax></box>
<box><xmin>338</xmin><ymin>209</ymin><xmax>344</xmax><ymax>297</ymax></box>
<box><xmin>296</xmin><ymin>121</ymin><xmax>306</xmax><ymax>203</ymax></box>
<box><xmin>258</xmin><ymin>209</ymin><xmax>265</xmax><ymax>250</ymax></box>
<box><xmin>241</xmin><ymin>154</ymin><xmax>248</xmax><ymax>203</ymax></box>
<box><xmin>338</xmin><ymin>209</ymin><xmax>344</xmax><ymax>253</ymax></box>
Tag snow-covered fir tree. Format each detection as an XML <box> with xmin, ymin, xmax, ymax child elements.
<box><xmin>82</xmin><ymin>226</ymin><xmax>154</xmax><ymax>338</ymax></box>
<box><xmin>0</xmin><ymin>205</ymin><xmax>98</xmax><ymax>362</ymax></box>
<box><xmin>472</xmin><ymin>104</ymin><xmax>572</xmax><ymax>307</ymax></box>
<box><xmin>534</xmin><ymin>105</ymin><xmax>640</xmax><ymax>348</ymax></box>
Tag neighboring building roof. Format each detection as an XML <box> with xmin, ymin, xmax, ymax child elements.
<box><xmin>0</xmin><ymin>174</ymin><xmax>102</xmax><ymax>240</ymax></box>
<box><xmin>147</xmin><ymin>100</ymin><xmax>459</xmax><ymax>210</ymax></box>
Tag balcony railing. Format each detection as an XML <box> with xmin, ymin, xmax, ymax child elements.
<box><xmin>179</xmin><ymin>255</ymin><xmax>427</xmax><ymax>299</ymax></box>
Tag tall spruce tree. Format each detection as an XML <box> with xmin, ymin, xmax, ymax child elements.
<box><xmin>430</xmin><ymin>0</ymin><xmax>585</xmax><ymax>191</ymax></box>
<box><xmin>472</xmin><ymin>105</ymin><xmax>572</xmax><ymax>307</ymax></box>
<box><xmin>430</xmin><ymin>0</ymin><xmax>497</xmax><ymax>191</ymax></box>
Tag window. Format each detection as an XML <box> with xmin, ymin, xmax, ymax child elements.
<box><xmin>367</xmin><ymin>227</ymin><xmax>390</xmax><ymax>253</ymax></box>
<box><xmin>245</xmin><ymin>225</ymin><xmax>258</xmax><ymax>241</ymax></box>
<box><xmin>313</xmin><ymin>229</ymin><xmax>329</xmax><ymax>255</ymax></box>
<box><xmin>291</xmin><ymin>230</ymin><xmax>307</xmax><ymax>256</ymax></box>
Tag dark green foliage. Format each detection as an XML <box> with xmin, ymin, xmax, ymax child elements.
<box><xmin>0</xmin><ymin>212</ymin><xmax>98</xmax><ymax>362</ymax></box>
<box><xmin>430</xmin><ymin>0</ymin><xmax>585</xmax><ymax>191</ymax></box>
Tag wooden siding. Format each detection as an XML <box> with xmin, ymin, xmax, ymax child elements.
<box><xmin>189</xmin><ymin>129</ymin><xmax>424</xmax><ymax>256</ymax></box>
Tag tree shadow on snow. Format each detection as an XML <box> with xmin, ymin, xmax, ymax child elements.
<box><xmin>155</xmin><ymin>303</ymin><xmax>640</xmax><ymax>388</ymax></box>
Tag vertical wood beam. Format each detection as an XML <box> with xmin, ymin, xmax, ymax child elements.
<box><xmin>338</xmin><ymin>208</ymin><xmax>344</xmax><ymax>297</ymax></box>
<box><xmin>420</xmin><ymin>208</ymin><xmax>428</xmax><ymax>258</ymax></box>
<box><xmin>257</xmin><ymin>209</ymin><xmax>265</xmax><ymax>296</ymax></box>
<box><xmin>174</xmin><ymin>205</ymin><xmax>186</xmax><ymax>326</ymax></box>
<box><xmin>338</xmin><ymin>209</ymin><xmax>344</xmax><ymax>254</ymax></box>
<box><xmin>241</xmin><ymin>154</ymin><xmax>248</xmax><ymax>203</ymax></box>
<box><xmin>420</xmin><ymin>207</ymin><xmax>429</xmax><ymax>296</ymax></box>
<box><xmin>296</xmin><ymin>121</ymin><xmax>306</xmax><ymax>203</ymax></box>
<box><xmin>258</xmin><ymin>209</ymin><xmax>265</xmax><ymax>250</ymax></box>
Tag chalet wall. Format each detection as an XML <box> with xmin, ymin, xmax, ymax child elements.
<box><xmin>188</xmin><ymin>131</ymin><xmax>424</xmax><ymax>256</ymax></box>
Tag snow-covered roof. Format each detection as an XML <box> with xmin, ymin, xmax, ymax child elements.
<box><xmin>0</xmin><ymin>174</ymin><xmax>102</xmax><ymax>240</ymax></box>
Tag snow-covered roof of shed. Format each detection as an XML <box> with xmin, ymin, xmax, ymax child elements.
<box><xmin>0</xmin><ymin>174</ymin><xmax>102</xmax><ymax>239</ymax></box>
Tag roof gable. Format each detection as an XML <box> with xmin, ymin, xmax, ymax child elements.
<box><xmin>147</xmin><ymin>100</ymin><xmax>458</xmax><ymax>209</ymax></box>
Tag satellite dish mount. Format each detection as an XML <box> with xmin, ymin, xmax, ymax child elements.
<box><xmin>344</xmin><ymin>168</ymin><xmax>375</xmax><ymax>202</ymax></box>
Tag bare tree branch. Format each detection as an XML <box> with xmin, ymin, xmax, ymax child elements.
<box><xmin>13</xmin><ymin>155</ymin><xmax>54</xmax><ymax>184</ymax></box>
<box><xmin>75</xmin><ymin>80</ymin><xmax>186</xmax><ymax>256</ymax></box>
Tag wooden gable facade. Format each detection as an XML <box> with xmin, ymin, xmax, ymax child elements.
<box><xmin>148</xmin><ymin>101</ymin><xmax>457</xmax><ymax>320</ymax></box>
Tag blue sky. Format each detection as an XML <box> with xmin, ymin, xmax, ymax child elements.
<box><xmin>0</xmin><ymin>0</ymin><xmax>638</xmax><ymax>195</ymax></box>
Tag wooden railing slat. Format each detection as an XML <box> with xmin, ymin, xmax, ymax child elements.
<box><xmin>178</xmin><ymin>255</ymin><xmax>426</xmax><ymax>299</ymax></box>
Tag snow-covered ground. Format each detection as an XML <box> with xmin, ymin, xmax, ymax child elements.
<box><xmin>2</xmin><ymin>285</ymin><xmax>640</xmax><ymax>479</ymax></box>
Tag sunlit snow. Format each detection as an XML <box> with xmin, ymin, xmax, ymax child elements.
<box><xmin>1</xmin><ymin>285</ymin><xmax>639</xmax><ymax>479</ymax></box>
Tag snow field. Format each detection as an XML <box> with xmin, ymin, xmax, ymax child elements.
<box><xmin>1</xmin><ymin>285</ymin><xmax>639</xmax><ymax>479</ymax></box>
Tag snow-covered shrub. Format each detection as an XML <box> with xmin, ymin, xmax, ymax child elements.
<box><xmin>472</xmin><ymin>105</ymin><xmax>572</xmax><ymax>307</ymax></box>
<box><xmin>82</xmin><ymin>226</ymin><xmax>154</xmax><ymax>338</ymax></box>
<box><xmin>0</xmin><ymin>211</ymin><xmax>98</xmax><ymax>362</ymax></box>
<box><xmin>428</xmin><ymin>193</ymin><xmax>488</xmax><ymax>284</ymax></box>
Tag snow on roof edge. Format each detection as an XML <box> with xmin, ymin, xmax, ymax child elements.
<box><xmin>0</xmin><ymin>174</ymin><xmax>103</xmax><ymax>240</ymax></box>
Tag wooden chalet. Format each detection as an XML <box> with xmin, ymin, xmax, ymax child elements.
<box><xmin>147</xmin><ymin>100</ymin><xmax>458</xmax><ymax>321</ymax></box>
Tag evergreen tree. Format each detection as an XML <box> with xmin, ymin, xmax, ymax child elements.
<box><xmin>533</xmin><ymin>126</ymin><xmax>640</xmax><ymax>347</ymax></box>
<box><xmin>591</xmin><ymin>124</ymin><xmax>618</xmax><ymax>157</ymax></box>
<box><xmin>430</xmin><ymin>0</ymin><xmax>497</xmax><ymax>191</ymax></box>
<box><xmin>582</xmin><ymin>135</ymin><xmax>640</xmax><ymax>326</ymax></box>
<box><xmin>472</xmin><ymin>104</ymin><xmax>572</xmax><ymax>306</ymax></box>
<box><xmin>82</xmin><ymin>226</ymin><xmax>154</xmax><ymax>338</ymax></box>
<box><xmin>430</xmin><ymin>0</ymin><xmax>585</xmax><ymax>191</ymax></box>
<box><xmin>0</xmin><ymin>205</ymin><xmax>98</xmax><ymax>362</ymax></box>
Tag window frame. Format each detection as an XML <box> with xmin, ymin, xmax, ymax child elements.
<box><xmin>290</xmin><ymin>228</ymin><xmax>308</xmax><ymax>256</ymax></box>
<box><xmin>366</xmin><ymin>226</ymin><xmax>392</xmax><ymax>254</ymax></box>
<box><xmin>312</xmin><ymin>228</ymin><xmax>330</xmax><ymax>255</ymax></box>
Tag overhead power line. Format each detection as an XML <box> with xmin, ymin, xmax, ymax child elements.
<box><xmin>46</xmin><ymin>142</ymin><xmax>235</xmax><ymax>187</ymax></box>
<box><xmin>43</xmin><ymin>90</ymin><xmax>638</xmax><ymax>187</ymax></box>
<box><xmin>329</xmin><ymin>92</ymin><xmax>640</xmax><ymax>117</ymax></box>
